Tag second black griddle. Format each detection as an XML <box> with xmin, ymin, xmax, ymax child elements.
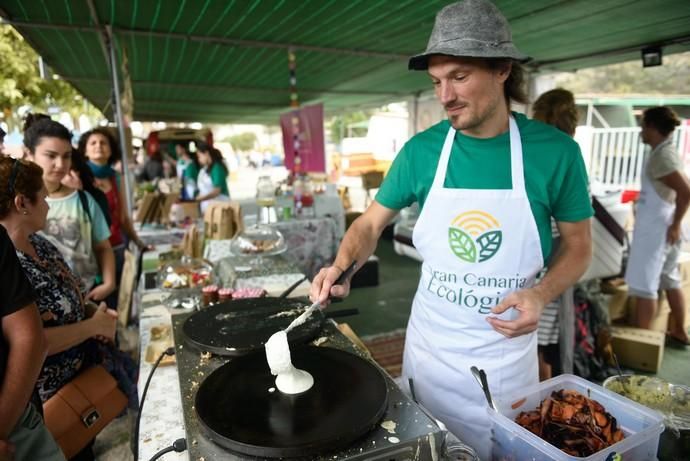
<box><xmin>183</xmin><ymin>263</ymin><xmax>359</xmax><ymax>356</ymax></box>
<box><xmin>195</xmin><ymin>345</ymin><xmax>389</xmax><ymax>457</ymax></box>
<box><xmin>183</xmin><ymin>298</ymin><xmax>325</xmax><ymax>356</ymax></box>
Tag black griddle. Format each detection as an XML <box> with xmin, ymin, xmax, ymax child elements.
<box><xmin>194</xmin><ymin>345</ymin><xmax>389</xmax><ymax>458</ymax></box>
<box><xmin>182</xmin><ymin>298</ymin><xmax>323</xmax><ymax>356</ymax></box>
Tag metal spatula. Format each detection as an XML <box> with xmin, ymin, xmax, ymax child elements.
<box><xmin>285</xmin><ymin>261</ymin><xmax>357</xmax><ymax>333</ymax></box>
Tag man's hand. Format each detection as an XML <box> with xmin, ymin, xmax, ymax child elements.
<box><xmin>667</xmin><ymin>223</ymin><xmax>681</xmax><ymax>244</ymax></box>
<box><xmin>486</xmin><ymin>288</ymin><xmax>546</xmax><ymax>338</ymax></box>
<box><xmin>309</xmin><ymin>202</ymin><xmax>398</xmax><ymax>306</ymax></box>
<box><xmin>310</xmin><ymin>266</ymin><xmax>351</xmax><ymax>305</ymax></box>
<box><xmin>0</xmin><ymin>439</ymin><xmax>15</xmax><ymax>461</ymax></box>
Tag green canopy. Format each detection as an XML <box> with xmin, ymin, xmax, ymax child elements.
<box><xmin>2</xmin><ymin>0</ymin><xmax>689</xmax><ymax>124</ymax></box>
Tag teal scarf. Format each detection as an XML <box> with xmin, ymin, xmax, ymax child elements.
<box><xmin>88</xmin><ymin>161</ymin><xmax>116</xmax><ymax>179</ymax></box>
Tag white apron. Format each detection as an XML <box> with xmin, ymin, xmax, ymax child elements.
<box><xmin>197</xmin><ymin>167</ymin><xmax>229</xmax><ymax>213</ymax></box>
<box><xmin>625</xmin><ymin>140</ymin><xmax>675</xmax><ymax>297</ymax></box>
<box><xmin>402</xmin><ymin>118</ymin><xmax>543</xmax><ymax>461</ymax></box>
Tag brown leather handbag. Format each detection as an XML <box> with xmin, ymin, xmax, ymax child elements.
<box><xmin>43</xmin><ymin>365</ymin><xmax>128</xmax><ymax>459</ymax></box>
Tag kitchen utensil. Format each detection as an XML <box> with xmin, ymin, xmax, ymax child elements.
<box><xmin>470</xmin><ymin>366</ymin><xmax>498</xmax><ymax>412</ymax></box>
<box><xmin>278</xmin><ymin>275</ymin><xmax>308</xmax><ymax>298</ymax></box>
<box><xmin>195</xmin><ymin>346</ymin><xmax>388</xmax><ymax>457</ymax></box>
<box><xmin>611</xmin><ymin>352</ymin><xmax>630</xmax><ymax>395</ymax></box>
<box><xmin>285</xmin><ymin>261</ymin><xmax>357</xmax><ymax>333</ymax></box>
<box><xmin>182</xmin><ymin>297</ymin><xmax>358</xmax><ymax>356</ymax></box>
<box><xmin>284</xmin><ymin>300</ymin><xmax>321</xmax><ymax>333</ymax></box>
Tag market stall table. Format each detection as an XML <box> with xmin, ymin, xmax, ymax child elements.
<box><xmin>135</xmin><ymin>253</ymin><xmax>467</xmax><ymax>461</ymax></box>
<box><xmin>135</xmin><ymin>254</ymin><xmax>311</xmax><ymax>460</ymax></box>
<box><xmin>238</xmin><ymin>193</ymin><xmax>345</xmax><ymax>239</ymax></box>
<box><xmin>205</xmin><ymin>216</ymin><xmax>339</xmax><ymax>278</ymax></box>
<box><xmin>136</xmin><ymin>224</ymin><xmax>188</xmax><ymax>247</ymax></box>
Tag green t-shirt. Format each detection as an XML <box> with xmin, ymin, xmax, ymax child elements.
<box><xmin>184</xmin><ymin>162</ymin><xmax>200</xmax><ymax>181</ymax></box>
<box><xmin>209</xmin><ymin>162</ymin><xmax>229</xmax><ymax>196</ymax></box>
<box><xmin>376</xmin><ymin>112</ymin><xmax>593</xmax><ymax>262</ymax></box>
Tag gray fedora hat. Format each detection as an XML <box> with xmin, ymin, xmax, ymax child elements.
<box><xmin>409</xmin><ymin>0</ymin><xmax>528</xmax><ymax>70</ymax></box>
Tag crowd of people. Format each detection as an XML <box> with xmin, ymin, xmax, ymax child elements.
<box><xmin>1</xmin><ymin>117</ymin><xmax>142</xmax><ymax>461</ymax></box>
<box><xmin>136</xmin><ymin>141</ymin><xmax>230</xmax><ymax>213</ymax></box>
<box><xmin>0</xmin><ymin>113</ymin><xmax>236</xmax><ymax>460</ymax></box>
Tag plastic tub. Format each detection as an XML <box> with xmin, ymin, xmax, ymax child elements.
<box><xmin>488</xmin><ymin>374</ymin><xmax>664</xmax><ymax>460</ymax></box>
<box><xmin>603</xmin><ymin>375</ymin><xmax>690</xmax><ymax>461</ymax></box>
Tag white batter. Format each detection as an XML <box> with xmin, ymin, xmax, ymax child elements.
<box><xmin>265</xmin><ymin>330</ymin><xmax>314</xmax><ymax>394</ymax></box>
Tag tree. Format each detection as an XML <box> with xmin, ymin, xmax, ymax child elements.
<box><xmin>552</xmin><ymin>52</ymin><xmax>690</xmax><ymax>94</ymax></box>
<box><xmin>328</xmin><ymin>110</ymin><xmax>372</xmax><ymax>145</ymax></box>
<box><xmin>0</xmin><ymin>26</ymin><xmax>102</xmax><ymax>131</ymax></box>
<box><xmin>226</xmin><ymin>132</ymin><xmax>257</xmax><ymax>152</ymax></box>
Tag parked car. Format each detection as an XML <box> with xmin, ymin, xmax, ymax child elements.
<box><xmin>145</xmin><ymin>127</ymin><xmax>213</xmax><ymax>157</ymax></box>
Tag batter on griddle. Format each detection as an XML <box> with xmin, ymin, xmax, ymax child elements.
<box><xmin>265</xmin><ymin>330</ymin><xmax>313</xmax><ymax>394</ymax></box>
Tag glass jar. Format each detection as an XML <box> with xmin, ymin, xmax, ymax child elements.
<box><xmin>256</xmin><ymin>175</ymin><xmax>277</xmax><ymax>223</ymax></box>
<box><xmin>293</xmin><ymin>174</ymin><xmax>314</xmax><ymax>217</ymax></box>
<box><xmin>256</xmin><ymin>175</ymin><xmax>276</xmax><ymax>207</ymax></box>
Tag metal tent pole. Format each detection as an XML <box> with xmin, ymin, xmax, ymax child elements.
<box><xmin>105</xmin><ymin>25</ymin><xmax>133</xmax><ymax>216</ymax></box>
<box><xmin>409</xmin><ymin>92</ymin><xmax>420</xmax><ymax>137</ymax></box>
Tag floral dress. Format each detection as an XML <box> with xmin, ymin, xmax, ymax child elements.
<box><xmin>16</xmin><ymin>234</ymin><xmax>138</xmax><ymax>408</ymax></box>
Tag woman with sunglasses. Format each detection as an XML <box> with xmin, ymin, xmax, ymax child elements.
<box><xmin>0</xmin><ymin>156</ymin><xmax>137</xmax><ymax>460</ymax></box>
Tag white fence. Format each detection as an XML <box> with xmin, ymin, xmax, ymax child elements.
<box><xmin>577</xmin><ymin>125</ymin><xmax>690</xmax><ymax>189</ymax></box>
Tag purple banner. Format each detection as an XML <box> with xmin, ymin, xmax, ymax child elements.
<box><xmin>280</xmin><ymin>103</ymin><xmax>325</xmax><ymax>173</ymax></box>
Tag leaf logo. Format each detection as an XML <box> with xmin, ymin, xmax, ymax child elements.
<box><xmin>448</xmin><ymin>211</ymin><xmax>502</xmax><ymax>263</ymax></box>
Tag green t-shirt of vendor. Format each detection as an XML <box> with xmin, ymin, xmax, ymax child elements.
<box><xmin>376</xmin><ymin>112</ymin><xmax>593</xmax><ymax>263</ymax></box>
<box><xmin>184</xmin><ymin>162</ymin><xmax>200</xmax><ymax>181</ymax></box>
<box><xmin>208</xmin><ymin>162</ymin><xmax>229</xmax><ymax>196</ymax></box>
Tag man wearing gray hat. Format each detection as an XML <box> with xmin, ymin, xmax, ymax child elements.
<box><xmin>311</xmin><ymin>0</ymin><xmax>592</xmax><ymax>457</ymax></box>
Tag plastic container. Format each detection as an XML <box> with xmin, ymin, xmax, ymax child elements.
<box><xmin>201</xmin><ymin>285</ymin><xmax>219</xmax><ymax>306</ymax></box>
<box><xmin>488</xmin><ymin>374</ymin><xmax>664</xmax><ymax>461</ymax></box>
<box><xmin>158</xmin><ymin>257</ymin><xmax>214</xmax><ymax>296</ymax></box>
<box><xmin>218</xmin><ymin>288</ymin><xmax>234</xmax><ymax>302</ymax></box>
<box><xmin>603</xmin><ymin>375</ymin><xmax>690</xmax><ymax>461</ymax></box>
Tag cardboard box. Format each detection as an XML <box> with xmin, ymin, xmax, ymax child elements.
<box><xmin>203</xmin><ymin>201</ymin><xmax>243</xmax><ymax>240</ymax></box>
<box><xmin>169</xmin><ymin>202</ymin><xmax>200</xmax><ymax>222</ymax></box>
<box><xmin>601</xmin><ymin>279</ymin><xmax>629</xmax><ymax>321</ymax></box>
<box><xmin>611</xmin><ymin>326</ymin><xmax>665</xmax><ymax>373</ymax></box>
<box><xmin>116</xmin><ymin>250</ymin><xmax>136</xmax><ymax>327</ymax></box>
<box><xmin>135</xmin><ymin>192</ymin><xmax>177</xmax><ymax>225</ymax></box>
<box><xmin>626</xmin><ymin>295</ymin><xmax>670</xmax><ymax>333</ymax></box>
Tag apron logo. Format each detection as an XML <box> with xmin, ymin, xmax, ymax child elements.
<box><xmin>449</xmin><ymin>210</ymin><xmax>502</xmax><ymax>263</ymax></box>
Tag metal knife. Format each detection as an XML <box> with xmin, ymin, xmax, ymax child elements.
<box><xmin>285</xmin><ymin>261</ymin><xmax>357</xmax><ymax>333</ymax></box>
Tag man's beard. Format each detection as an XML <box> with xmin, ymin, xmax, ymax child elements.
<box><xmin>446</xmin><ymin>96</ymin><xmax>501</xmax><ymax>132</ymax></box>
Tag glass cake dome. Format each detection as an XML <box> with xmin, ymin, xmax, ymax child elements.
<box><xmin>230</xmin><ymin>224</ymin><xmax>287</xmax><ymax>257</ymax></box>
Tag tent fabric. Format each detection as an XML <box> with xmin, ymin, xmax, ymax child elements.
<box><xmin>1</xmin><ymin>0</ymin><xmax>689</xmax><ymax>124</ymax></box>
